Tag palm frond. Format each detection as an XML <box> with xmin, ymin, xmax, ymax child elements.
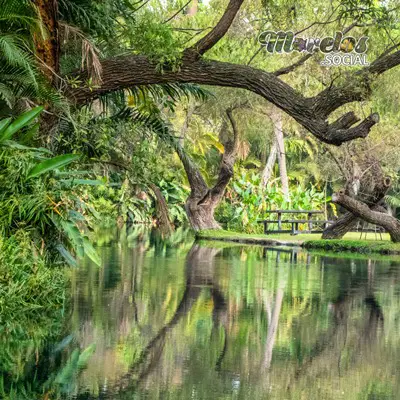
<box><xmin>95</xmin><ymin>83</ymin><xmax>211</xmax><ymax>114</ymax></box>
<box><xmin>385</xmin><ymin>194</ymin><xmax>400</xmax><ymax>208</ymax></box>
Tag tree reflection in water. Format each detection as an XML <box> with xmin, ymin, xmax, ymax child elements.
<box><xmin>2</xmin><ymin>230</ymin><xmax>400</xmax><ymax>399</ymax></box>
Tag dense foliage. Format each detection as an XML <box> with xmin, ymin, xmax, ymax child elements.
<box><xmin>1</xmin><ymin>0</ymin><xmax>400</xmax><ymax>397</ymax></box>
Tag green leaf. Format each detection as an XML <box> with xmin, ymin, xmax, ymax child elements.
<box><xmin>59</xmin><ymin>179</ymin><xmax>104</xmax><ymax>186</ymax></box>
<box><xmin>0</xmin><ymin>117</ymin><xmax>11</xmax><ymax>136</ymax></box>
<box><xmin>0</xmin><ymin>106</ymin><xmax>43</xmax><ymax>142</ymax></box>
<box><xmin>57</xmin><ymin>219</ymin><xmax>82</xmax><ymax>247</ymax></box>
<box><xmin>56</xmin><ymin>244</ymin><xmax>78</xmax><ymax>268</ymax></box>
<box><xmin>2</xmin><ymin>140</ymin><xmax>52</xmax><ymax>153</ymax></box>
<box><xmin>27</xmin><ymin>154</ymin><xmax>80</xmax><ymax>179</ymax></box>
<box><xmin>82</xmin><ymin>237</ymin><xmax>101</xmax><ymax>266</ymax></box>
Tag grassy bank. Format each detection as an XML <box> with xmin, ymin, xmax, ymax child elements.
<box><xmin>197</xmin><ymin>230</ymin><xmax>400</xmax><ymax>255</ymax></box>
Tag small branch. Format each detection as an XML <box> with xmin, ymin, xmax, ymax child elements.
<box><xmin>163</xmin><ymin>0</ymin><xmax>191</xmax><ymax>24</ymax></box>
<box><xmin>185</xmin><ymin>0</ymin><xmax>244</xmax><ymax>58</ymax></box>
<box><xmin>325</xmin><ymin>113</ymin><xmax>379</xmax><ymax>145</ymax></box>
<box><xmin>324</xmin><ymin>146</ymin><xmax>348</xmax><ymax>180</ymax></box>
<box><xmin>273</xmin><ymin>53</ymin><xmax>313</xmax><ymax>76</ymax></box>
<box><xmin>247</xmin><ymin>45</ymin><xmax>263</xmax><ymax>66</ymax></box>
<box><xmin>133</xmin><ymin>0</ymin><xmax>150</xmax><ymax>13</ymax></box>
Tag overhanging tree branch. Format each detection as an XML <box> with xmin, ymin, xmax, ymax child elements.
<box><xmin>65</xmin><ymin>0</ymin><xmax>400</xmax><ymax>147</ymax></box>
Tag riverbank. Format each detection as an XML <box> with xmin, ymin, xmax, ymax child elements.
<box><xmin>196</xmin><ymin>230</ymin><xmax>400</xmax><ymax>255</ymax></box>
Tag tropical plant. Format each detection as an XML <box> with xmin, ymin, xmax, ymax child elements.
<box><xmin>0</xmin><ymin>108</ymin><xmax>101</xmax><ymax>266</ymax></box>
<box><xmin>0</xmin><ymin>0</ymin><xmax>59</xmax><ymax>110</ymax></box>
<box><xmin>217</xmin><ymin>169</ymin><xmax>326</xmax><ymax>233</ymax></box>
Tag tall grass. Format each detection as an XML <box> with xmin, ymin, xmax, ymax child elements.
<box><xmin>0</xmin><ymin>231</ymin><xmax>67</xmax><ymax>389</ymax></box>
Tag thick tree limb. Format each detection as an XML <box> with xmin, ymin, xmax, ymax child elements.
<box><xmin>332</xmin><ymin>191</ymin><xmax>400</xmax><ymax>242</ymax></box>
<box><xmin>67</xmin><ymin>55</ymin><xmax>386</xmax><ymax>145</ymax></box>
<box><xmin>66</xmin><ymin>0</ymin><xmax>400</xmax><ymax>147</ymax></box>
<box><xmin>174</xmin><ymin>139</ymin><xmax>208</xmax><ymax>196</ymax></box>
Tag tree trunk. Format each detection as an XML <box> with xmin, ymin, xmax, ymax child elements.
<box><xmin>261</xmin><ymin>140</ymin><xmax>277</xmax><ymax>187</ymax></box>
<box><xmin>179</xmin><ymin>102</ymin><xmax>195</xmax><ymax>147</ymax></box>
<box><xmin>185</xmin><ymin>194</ymin><xmax>221</xmax><ymax>231</ymax></box>
<box><xmin>174</xmin><ymin>107</ymin><xmax>239</xmax><ymax>231</ymax></box>
<box><xmin>322</xmin><ymin>212</ymin><xmax>359</xmax><ymax>239</ymax></box>
<box><xmin>33</xmin><ymin>0</ymin><xmax>60</xmax><ymax>83</ymax></box>
<box><xmin>271</xmin><ymin>109</ymin><xmax>289</xmax><ymax>202</ymax></box>
<box><xmin>332</xmin><ymin>191</ymin><xmax>400</xmax><ymax>242</ymax></box>
<box><xmin>149</xmin><ymin>183</ymin><xmax>174</xmax><ymax>236</ymax></box>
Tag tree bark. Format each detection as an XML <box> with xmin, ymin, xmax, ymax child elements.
<box><xmin>261</xmin><ymin>140</ymin><xmax>277</xmax><ymax>187</ymax></box>
<box><xmin>149</xmin><ymin>183</ymin><xmax>174</xmax><ymax>236</ymax></box>
<box><xmin>180</xmin><ymin>107</ymin><xmax>239</xmax><ymax>231</ymax></box>
<box><xmin>58</xmin><ymin>0</ymin><xmax>400</xmax><ymax>146</ymax></box>
<box><xmin>271</xmin><ymin>109</ymin><xmax>289</xmax><ymax>202</ymax></box>
<box><xmin>32</xmin><ymin>0</ymin><xmax>60</xmax><ymax>83</ymax></box>
<box><xmin>66</xmin><ymin>55</ymin><xmax>383</xmax><ymax>146</ymax></box>
<box><xmin>323</xmin><ymin>147</ymin><xmax>391</xmax><ymax>239</ymax></box>
<box><xmin>332</xmin><ymin>191</ymin><xmax>400</xmax><ymax>242</ymax></box>
<box><xmin>186</xmin><ymin>0</ymin><xmax>244</xmax><ymax>58</ymax></box>
<box><xmin>322</xmin><ymin>212</ymin><xmax>359</xmax><ymax>239</ymax></box>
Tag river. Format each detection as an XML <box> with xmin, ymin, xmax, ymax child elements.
<box><xmin>2</xmin><ymin>227</ymin><xmax>400</xmax><ymax>399</ymax></box>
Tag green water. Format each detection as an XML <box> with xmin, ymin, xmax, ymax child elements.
<box><xmin>2</xmin><ymin>228</ymin><xmax>400</xmax><ymax>399</ymax></box>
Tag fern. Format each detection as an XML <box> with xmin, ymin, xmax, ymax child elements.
<box><xmin>0</xmin><ymin>0</ymin><xmax>59</xmax><ymax>110</ymax></box>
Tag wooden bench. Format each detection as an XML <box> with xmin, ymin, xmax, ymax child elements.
<box><xmin>258</xmin><ymin>210</ymin><xmax>333</xmax><ymax>235</ymax></box>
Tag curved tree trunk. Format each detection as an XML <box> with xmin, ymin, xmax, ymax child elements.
<box><xmin>332</xmin><ymin>191</ymin><xmax>400</xmax><ymax>242</ymax></box>
<box><xmin>149</xmin><ymin>183</ymin><xmax>174</xmax><ymax>236</ymax></box>
<box><xmin>178</xmin><ymin>107</ymin><xmax>240</xmax><ymax>231</ymax></box>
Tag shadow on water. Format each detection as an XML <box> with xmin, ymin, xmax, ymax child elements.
<box><xmin>1</xmin><ymin>227</ymin><xmax>400</xmax><ymax>399</ymax></box>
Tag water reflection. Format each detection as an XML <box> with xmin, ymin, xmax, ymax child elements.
<box><xmin>2</xmin><ymin>228</ymin><xmax>400</xmax><ymax>399</ymax></box>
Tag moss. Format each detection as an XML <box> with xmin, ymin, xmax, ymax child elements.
<box><xmin>303</xmin><ymin>239</ymin><xmax>400</xmax><ymax>254</ymax></box>
<box><xmin>196</xmin><ymin>229</ymin><xmax>400</xmax><ymax>255</ymax></box>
